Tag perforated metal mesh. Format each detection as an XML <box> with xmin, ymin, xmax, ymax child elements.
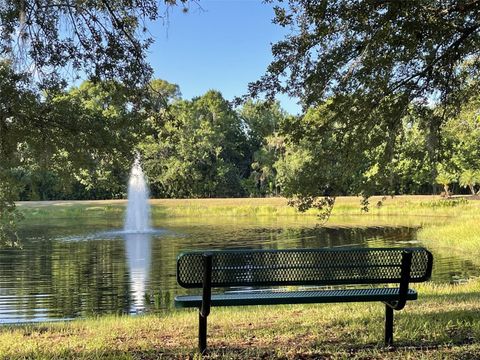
<box><xmin>177</xmin><ymin>248</ymin><xmax>433</xmax><ymax>288</ymax></box>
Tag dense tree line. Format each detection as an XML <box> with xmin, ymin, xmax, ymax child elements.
<box><xmin>276</xmin><ymin>95</ymin><xmax>480</xmax><ymax>208</ymax></box>
<box><xmin>1</xmin><ymin>62</ymin><xmax>290</xmax><ymax>203</ymax></box>
<box><xmin>3</xmin><ymin>58</ymin><xmax>479</xmax><ymax>206</ymax></box>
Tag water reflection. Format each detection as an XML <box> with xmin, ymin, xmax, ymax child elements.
<box><xmin>124</xmin><ymin>233</ymin><xmax>151</xmax><ymax>313</ymax></box>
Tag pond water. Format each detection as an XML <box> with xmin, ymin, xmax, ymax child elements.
<box><xmin>0</xmin><ymin>215</ymin><xmax>477</xmax><ymax>324</ymax></box>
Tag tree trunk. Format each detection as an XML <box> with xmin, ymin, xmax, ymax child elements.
<box><xmin>443</xmin><ymin>184</ymin><xmax>450</xmax><ymax>197</ymax></box>
<box><xmin>427</xmin><ymin>116</ymin><xmax>442</xmax><ymax>195</ymax></box>
<box><xmin>469</xmin><ymin>184</ymin><xmax>476</xmax><ymax>195</ymax></box>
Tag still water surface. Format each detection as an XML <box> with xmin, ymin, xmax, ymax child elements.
<box><xmin>0</xmin><ymin>215</ymin><xmax>477</xmax><ymax>323</ymax></box>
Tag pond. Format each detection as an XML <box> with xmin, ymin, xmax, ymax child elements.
<box><xmin>0</xmin><ymin>215</ymin><xmax>477</xmax><ymax>324</ymax></box>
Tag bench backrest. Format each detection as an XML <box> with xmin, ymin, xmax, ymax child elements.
<box><xmin>177</xmin><ymin>247</ymin><xmax>433</xmax><ymax>288</ymax></box>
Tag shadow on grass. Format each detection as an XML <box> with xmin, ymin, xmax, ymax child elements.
<box><xmin>175</xmin><ymin>307</ymin><xmax>479</xmax><ymax>359</ymax></box>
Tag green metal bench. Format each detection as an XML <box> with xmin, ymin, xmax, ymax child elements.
<box><xmin>175</xmin><ymin>247</ymin><xmax>433</xmax><ymax>353</ymax></box>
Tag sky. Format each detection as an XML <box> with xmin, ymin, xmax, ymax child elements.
<box><xmin>146</xmin><ymin>0</ymin><xmax>301</xmax><ymax>115</ymax></box>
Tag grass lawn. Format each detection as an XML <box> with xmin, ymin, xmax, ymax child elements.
<box><xmin>16</xmin><ymin>194</ymin><xmax>478</xmax><ymax>219</ymax></box>
<box><xmin>3</xmin><ymin>196</ymin><xmax>479</xmax><ymax>359</ymax></box>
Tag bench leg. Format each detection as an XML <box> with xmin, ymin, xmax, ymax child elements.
<box><xmin>385</xmin><ymin>304</ymin><xmax>393</xmax><ymax>346</ymax></box>
<box><xmin>199</xmin><ymin>312</ymin><xmax>208</xmax><ymax>353</ymax></box>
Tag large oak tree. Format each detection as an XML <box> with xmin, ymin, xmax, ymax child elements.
<box><xmin>251</xmin><ymin>0</ymin><xmax>480</xmax><ymax>209</ymax></box>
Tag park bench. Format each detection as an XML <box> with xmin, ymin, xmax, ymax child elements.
<box><xmin>175</xmin><ymin>247</ymin><xmax>433</xmax><ymax>353</ymax></box>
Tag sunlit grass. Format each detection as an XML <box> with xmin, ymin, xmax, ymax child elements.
<box><xmin>17</xmin><ymin>195</ymin><xmax>480</xmax><ymax>219</ymax></box>
<box><xmin>418</xmin><ymin>215</ymin><xmax>480</xmax><ymax>265</ymax></box>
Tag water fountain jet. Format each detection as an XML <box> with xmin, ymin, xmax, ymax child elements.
<box><xmin>124</xmin><ymin>156</ymin><xmax>153</xmax><ymax>312</ymax></box>
<box><xmin>124</xmin><ymin>156</ymin><xmax>151</xmax><ymax>233</ymax></box>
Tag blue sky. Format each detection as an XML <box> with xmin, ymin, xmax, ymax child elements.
<box><xmin>147</xmin><ymin>0</ymin><xmax>301</xmax><ymax>114</ymax></box>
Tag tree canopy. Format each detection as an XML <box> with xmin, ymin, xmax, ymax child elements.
<box><xmin>249</xmin><ymin>0</ymin><xmax>480</xmax><ymax>209</ymax></box>
<box><xmin>253</xmin><ymin>0</ymin><xmax>480</xmax><ymax>107</ymax></box>
<box><xmin>0</xmin><ymin>0</ymin><xmax>190</xmax><ymax>88</ymax></box>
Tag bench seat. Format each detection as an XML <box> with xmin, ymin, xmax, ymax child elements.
<box><xmin>175</xmin><ymin>287</ymin><xmax>417</xmax><ymax>308</ymax></box>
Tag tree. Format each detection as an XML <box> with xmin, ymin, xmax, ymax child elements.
<box><xmin>142</xmin><ymin>90</ymin><xmax>249</xmax><ymax>198</ymax></box>
<box><xmin>0</xmin><ymin>61</ymin><xmax>40</xmax><ymax>244</ymax></box>
<box><xmin>145</xmin><ymin>79</ymin><xmax>182</xmax><ymax>111</ymax></box>
<box><xmin>436</xmin><ymin>165</ymin><xmax>456</xmax><ymax>197</ymax></box>
<box><xmin>250</xmin><ymin>134</ymin><xmax>286</xmax><ymax>196</ymax></box>
<box><xmin>239</xmin><ymin>100</ymin><xmax>284</xmax><ymax>150</ymax></box>
<box><xmin>272</xmin><ymin>95</ymin><xmax>423</xmax><ymax>213</ymax></box>
<box><xmin>441</xmin><ymin>91</ymin><xmax>480</xmax><ymax>170</ymax></box>
<box><xmin>59</xmin><ymin>81</ymin><xmax>144</xmax><ymax>199</ymax></box>
<box><xmin>254</xmin><ymin>1</ymin><xmax>480</xmax><ymax>108</ymax></box>
<box><xmin>388</xmin><ymin>117</ymin><xmax>432</xmax><ymax>194</ymax></box>
<box><xmin>238</xmin><ymin>100</ymin><xmax>288</xmax><ymax>195</ymax></box>
<box><xmin>9</xmin><ymin>80</ymin><xmax>144</xmax><ymax>201</ymax></box>
<box><xmin>0</xmin><ymin>176</ymin><xmax>23</xmax><ymax>247</ymax></box>
<box><xmin>251</xmin><ymin>0</ymin><xmax>480</xmax><ymax>206</ymax></box>
<box><xmin>459</xmin><ymin>169</ymin><xmax>480</xmax><ymax>195</ymax></box>
<box><xmin>1</xmin><ymin>1</ymin><xmax>190</xmax><ymax>89</ymax></box>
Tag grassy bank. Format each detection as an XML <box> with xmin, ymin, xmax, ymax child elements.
<box><xmin>16</xmin><ymin>195</ymin><xmax>480</xmax><ymax>219</ymax></box>
<box><xmin>418</xmin><ymin>216</ymin><xmax>480</xmax><ymax>265</ymax></box>
<box><xmin>0</xmin><ymin>279</ymin><xmax>479</xmax><ymax>359</ymax></box>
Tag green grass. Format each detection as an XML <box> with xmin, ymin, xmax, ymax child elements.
<box><xmin>418</xmin><ymin>216</ymin><xmax>480</xmax><ymax>266</ymax></box>
<box><xmin>17</xmin><ymin>202</ymin><xmax>124</xmax><ymax>219</ymax></box>
<box><xmin>16</xmin><ymin>195</ymin><xmax>480</xmax><ymax>220</ymax></box>
<box><xmin>8</xmin><ymin>196</ymin><xmax>480</xmax><ymax>359</ymax></box>
<box><xmin>0</xmin><ymin>279</ymin><xmax>478</xmax><ymax>359</ymax></box>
